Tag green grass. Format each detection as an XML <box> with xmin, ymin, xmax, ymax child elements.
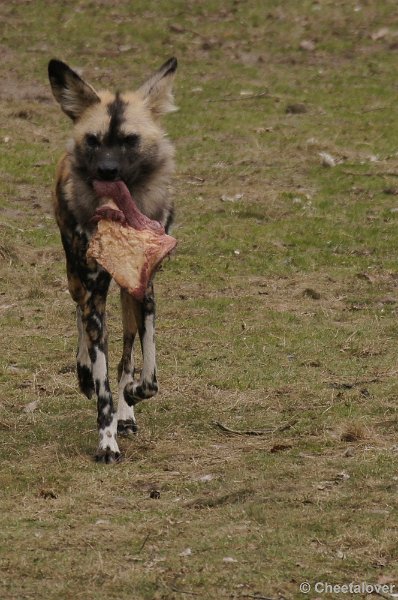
<box><xmin>2</xmin><ymin>0</ymin><xmax>398</xmax><ymax>598</ymax></box>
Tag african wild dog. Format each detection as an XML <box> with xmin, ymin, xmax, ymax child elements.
<box><xmin>48</xmin><ymin>57</ymin><xmax>177</xmax><ymax>462</ymax></box>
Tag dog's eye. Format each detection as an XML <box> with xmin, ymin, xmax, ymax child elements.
<box><xmin>86</xmin><ymin>134</ymin><xmax>100</xmax><ymax>148</ymax></box>
<box><xmin>122</xmin><ymin>134</ymin><xmax>139</xmax><ymax>148</ymax></box>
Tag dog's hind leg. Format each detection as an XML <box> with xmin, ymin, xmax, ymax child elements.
<box><xmin>117</xmin><ymin>288</ymin><xmax>138</xmax><ymax>436</ymax></box>
<box><xmin>124</xmin><ymin>281</ymin><xmax>159</xmax><ymax>406</ymax></box>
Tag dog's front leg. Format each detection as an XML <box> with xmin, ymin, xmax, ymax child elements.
<box><xmin>76</xmin><ymin>306</ymin><xmax>95</xmax><ymax>399</ymax></box>
<box><xmin>81</xmin><ymin>292</ymin><xmax>121</xmax><ymax>463</ymax></box>
<box><xmin>124</xmin><ymin>281</ymin><xmax>158</xmax><ymax>405</ymax></box>
<box><xmin>117</xmin><ymin>288</ymin><xmax>138</xmax><ymax>436</ymax></box>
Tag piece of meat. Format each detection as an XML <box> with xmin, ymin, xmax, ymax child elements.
<box><xmin>93</xmin><ymin>180</ymin><xmax>164</xmax><ymax>232</ymax></box>
<box><xmin>87</xmin><ymin>181</ymin><xmax>177</xmax><ymax>300</ymax></box>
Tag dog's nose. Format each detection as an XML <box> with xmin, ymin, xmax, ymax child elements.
<box><xmin>97</xmin><ymin>161</ymin><xmax>120</xmax><ymax>181</ymax></box>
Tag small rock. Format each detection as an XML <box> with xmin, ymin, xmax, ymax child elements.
<box><xmin>371</xmin><ymin>27</ymin><xmax>389</xmax><ymax>41</ymax></box>
<box><xmin>23</xmin><ymin>400</ymin><xmax>39</xmax><ymax>413</ymax></box>
<box><xmin>179</xmin><ymin>547</ymin><xmax>192</xmax><ymax>557</ymax></box>
<box><xmin>303</xmin><ymin>288</ymin><xmax>321</xmax><ymax>300</ymax></box>
<box><xmin>300</xmin><ymin>39</ymin><xmax>316</xmax><ymax>51</ymax></box>
<box><xmin>286</xmin><ymin>103</ymin><xmax>307</xmax><ymax>114</ymax></box>
<box><xmin>221</xmin><ymin>193</ymin><xmax>243</xmax><ymax>202</ymax></box>
<box><xmin>197</xmin><ymin>474</ymin><xmax>214</xmax><ymax>482</ymax></box>
<box><xmin>95</xmin><ymin>519</ymin><xmax>111</xmax><ymax>525</ymax></box>
<box><xmin>118</xmin><ymin>44</ymin><xmax>133</xmax><ymax>53</ymax></box>
<box><xmin>319</xmin><ymin>152</ymin><xmax>336</xmax><ymax>167</ymax></box>
<box><xmin>223</xmin><ymin>557</ymin><xmax>238</xmax><ymax>563</ymax></box>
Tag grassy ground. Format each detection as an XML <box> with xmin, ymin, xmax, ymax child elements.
<box><xmin>1</xmin><ymin>1</ymin><xmax>398</xmax><ymax>598</ymax></box>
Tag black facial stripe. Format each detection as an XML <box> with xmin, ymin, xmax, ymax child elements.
<box><xmin>105</xmin><ymin>92</ymin><xmax>126</xmax><ymax>145</ymax></box>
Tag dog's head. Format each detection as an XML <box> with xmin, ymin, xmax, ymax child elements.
<box><xmin>48</xmin><ymin>58</ymin><xmax>177</xmax><ymax>186</ymax></box>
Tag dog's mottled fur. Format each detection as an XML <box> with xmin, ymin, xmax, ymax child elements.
<box><xmin>48</xmin><ymin>57</ymin><xmax>177</xmax><ymax>462</ymax></box>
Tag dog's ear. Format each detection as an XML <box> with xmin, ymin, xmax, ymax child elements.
<box><xmin>48</xmin><ymin>59</ymin><xmax>100</xmax><ymax>121</ymax></box>
<box><xmin>138</xmin><ymin>57</ymin><xmax>178</xmax><ymax>118</ymax></box>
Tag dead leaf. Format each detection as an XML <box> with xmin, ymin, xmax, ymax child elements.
<box><xmin>169</xmin><ymin>23</ymin><xmax>185</xmax><ymax>33</ymax></box>
<box><xmin>39</xmin><ymin>489</ymin><xmax>57</xmax><ymax>499</ymax></box>
<box><xmin>334</xmin><ymin>471</ymin><xmax>350</xmax><ymax>483</ymax></box>
<box><xmin>341</xmin><ymin>423</ymin><xmax>366</xmax><ymax>442</ymax></box>
<box><xmin>344</xmin><ymin>448</ymin><xmax>354</xmax><ymax>457</ymax></box>
<box><xmin>303</xmin><ymin>288</ymin><xmax>321</xmax><ymax>300</ymax></box>
<box><xmin>270</xmin><ymin>443</ymin><xmax>292</xmax><ymax>453</ymax></box>
<box><xmin>356</xmin><ymin>272</ymin><xmax>374</xmax><ymax>283</ymax></box>
<box><xmin>371</xmin><ymin>27</ymin><xmax>389</xmax><ymax>41</ymax></box>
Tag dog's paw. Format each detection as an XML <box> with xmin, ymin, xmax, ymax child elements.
<box><xmin>117</xmin><ymin>419</ymin><xmax>138</xmax><ymax>437</ymax></box>
<box><xmin>95</xmin><ymin>447</ymin><xmax>122</xmax><ymax>464</ymax></box>
<box><xmin>96</xmin><ymin>424</ymin><xmax>121</xmax><ymax>463</ymax></box>
<box><xmin>124</xmin><ymin>380</ymin><xmax>158</xmax><ymax>405</ymax></box>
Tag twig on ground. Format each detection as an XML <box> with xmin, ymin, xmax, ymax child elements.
<box><xmin>342</xmin><ymin>170</ymin><xmax>398</xmax><ymax>178</ymax></box>
<box><xmin>170</xmin><ymin>587</ymin><xmax>201</xmax><ymax>596</ymax></box>
<box><xmin>138</xmin><ymin>533</ymin><xmax>150</xmax><ymax>553</ymax></box>
<box><xmin>326</xmin><ymin>377</ymin><xmax>379</xmax><ymax>389</ymax></box>
<box><xmin>168</xmin><ymin>23</ymin><xmax>208</xmax><ymax>40</ymax></box>
<box><xmin>185</xmin><ymin>488</ymin><xmax>253</xmax><ymax>509</ymax></box>
<box><xmin>207</xmin><ymin>91</ymin><xmax>276</xmax><ymax>103</ymax></box>
<box><xmin>213</xmin><ymin>419</ymin><xmax>297</xmax><ymax>436</ymax></box>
